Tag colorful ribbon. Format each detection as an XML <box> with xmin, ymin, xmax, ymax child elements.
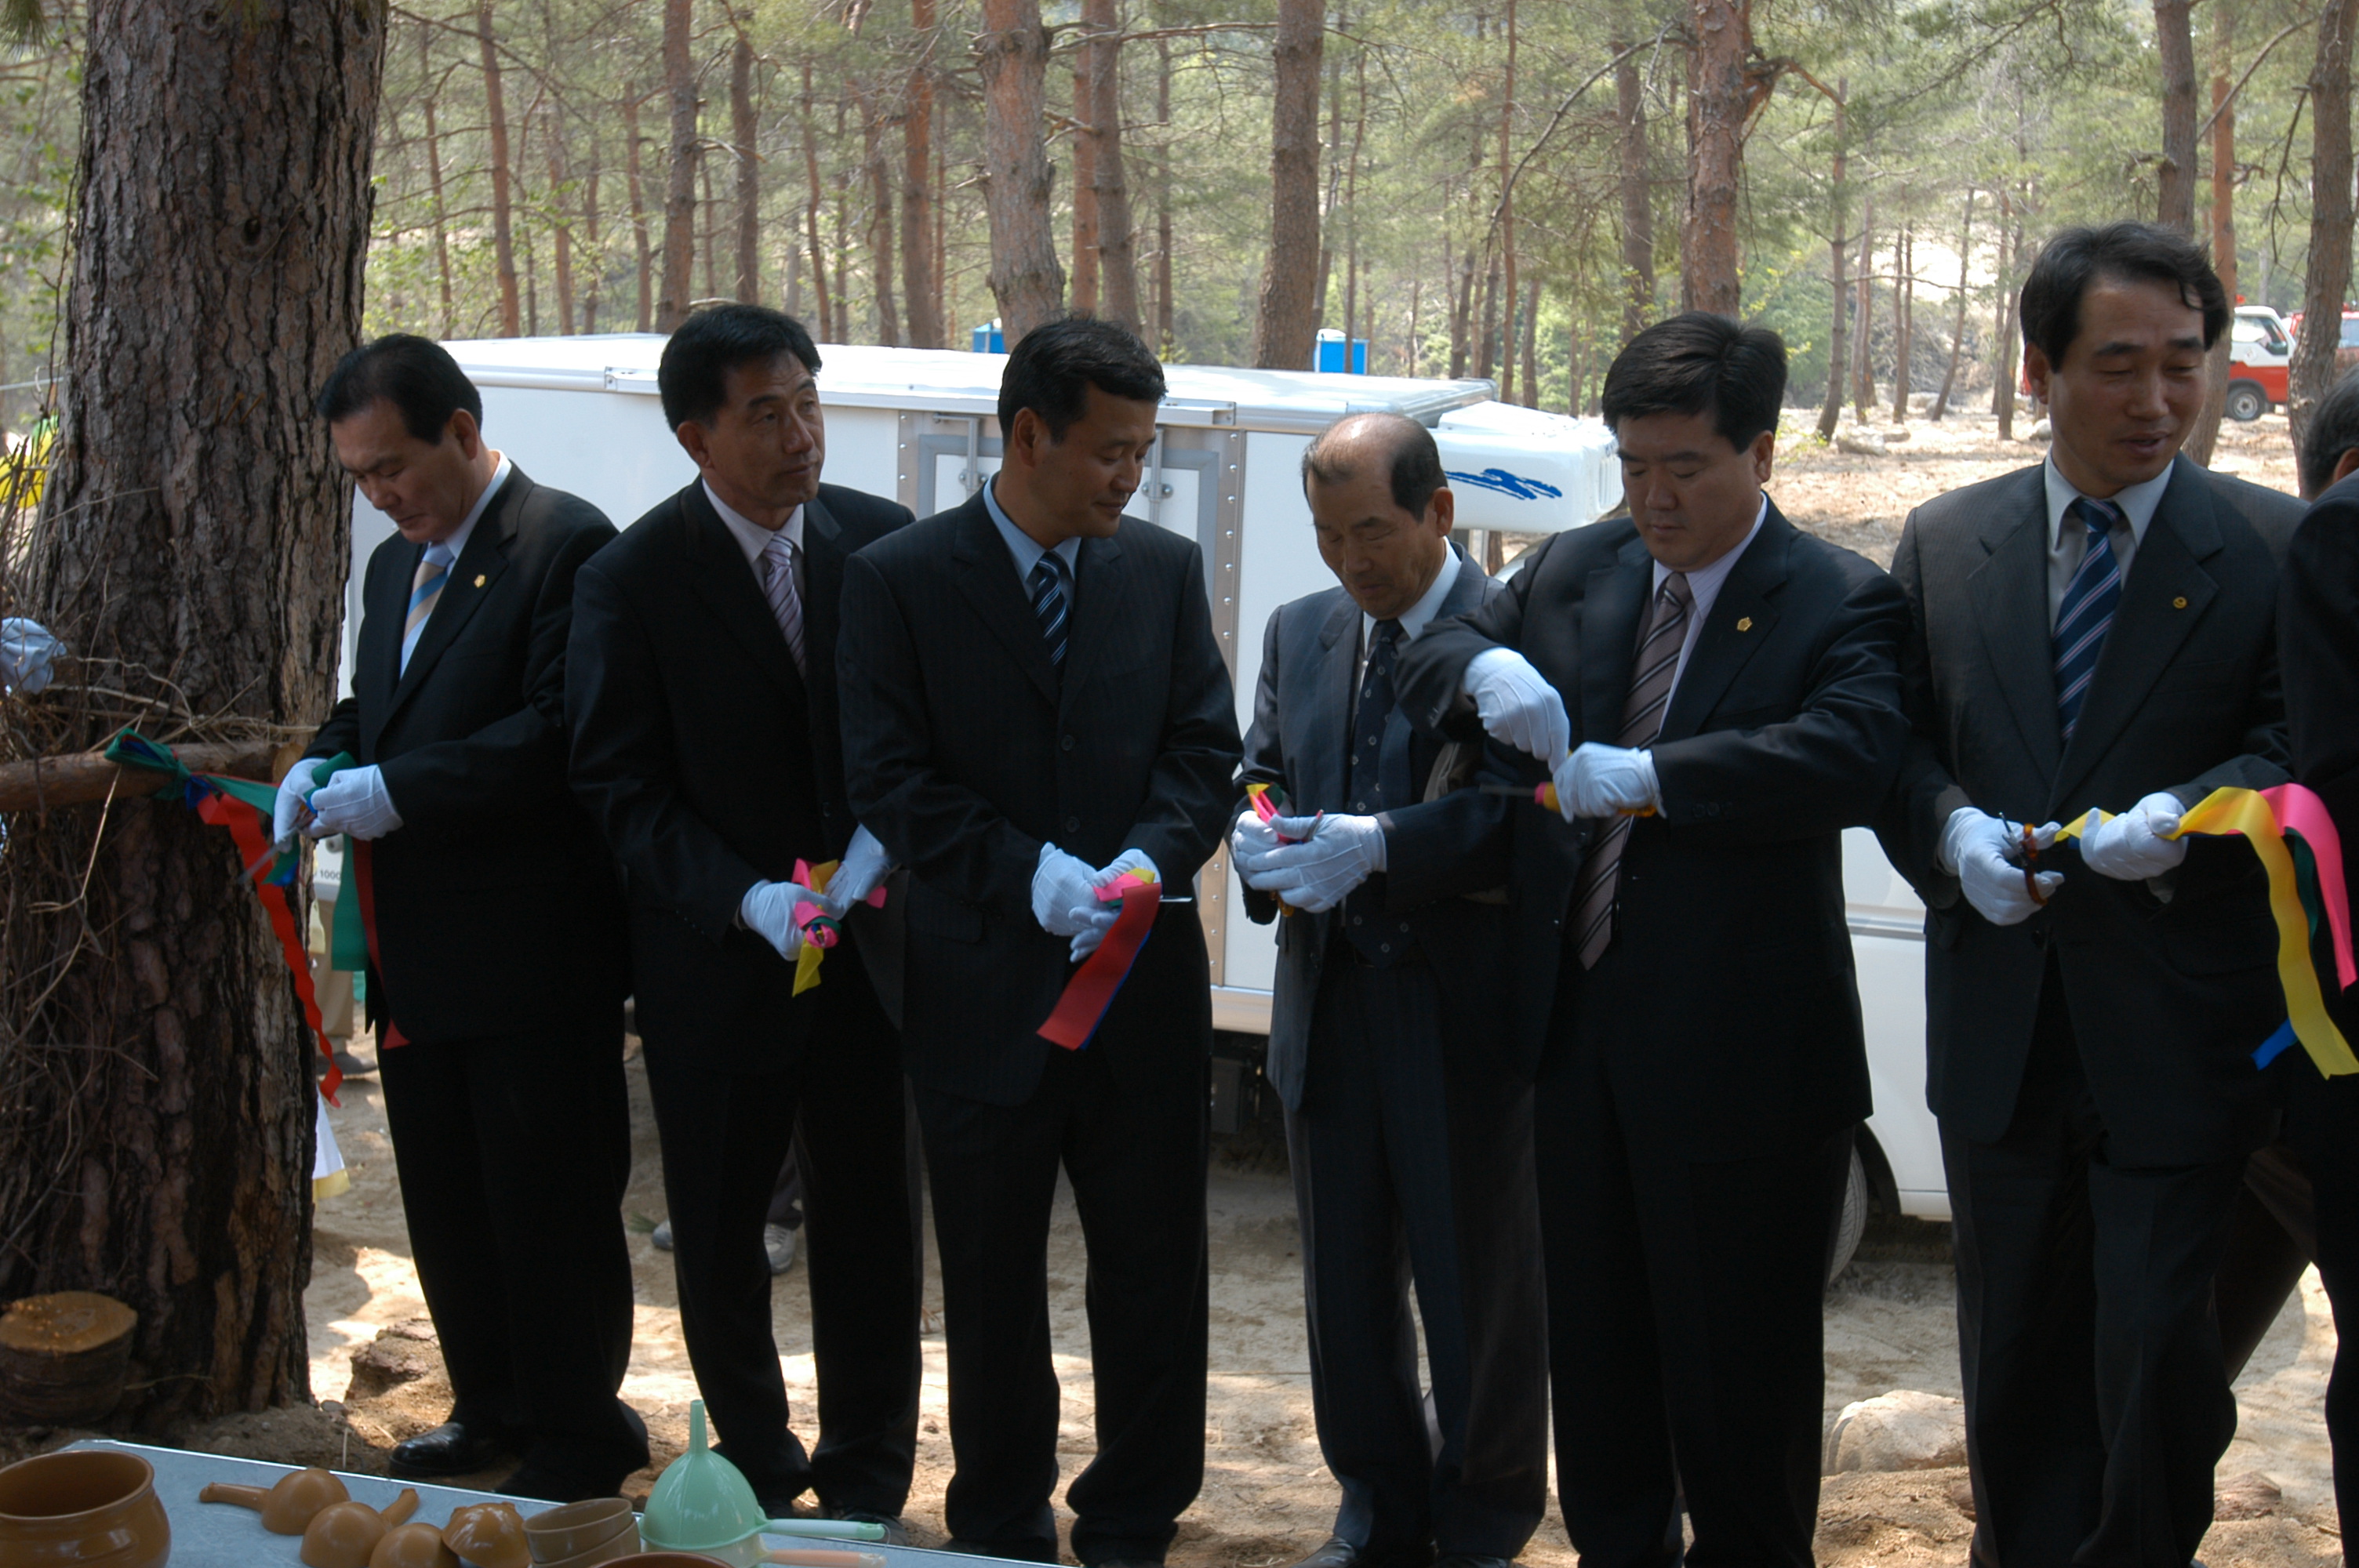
<box><xmin>788</xmin><ymin>858</ymin><xmax>888</xmax><ymax>996</ymax></box>
<box><xmin>1038</xmin><ymin>871</ymin><xmax>1162</xmax><ymax>1051</ymax></box>
<box><xmin>2054</xmin><ymin>783</ymin><xmax>2359</xmax><ymax>1078</ymax></box>
<box><xmin>103</xmin><ymin>730</ymin><xmax>349</xmax><ymax>1103</ymax></box>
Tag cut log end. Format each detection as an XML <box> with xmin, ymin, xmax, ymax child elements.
<box><xmin>0</xmin><ymin>1290</ymin><xmax>138</xmax><ymax>1354</ymax></box>
<box><xmin>0</xmin><ymin>1290</ymin><xmax>139</xmax><ymax>1425</ymax></box>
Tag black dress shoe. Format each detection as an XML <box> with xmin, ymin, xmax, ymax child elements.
<box><xmin>388</xmin><ymin>1419</ymin><xmax>516</xmax><ymax>1479</ymax></box>
<box><xmin>829</xmin><ymin>1511</ymin><xmax>911</xmax><ymax>1546</ymax></box>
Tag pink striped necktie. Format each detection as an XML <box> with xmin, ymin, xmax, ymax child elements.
<box><xmin>1571</xmin><ymin>570</ymin><xmax>1692</xmax><ymax>970</ymax></box>
<box><xmin>761</xmin><ymin>528</ymin><xmax>806</xmax><ymax>675</ymax></box>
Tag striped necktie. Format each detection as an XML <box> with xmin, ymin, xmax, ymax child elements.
<box><xmin>760</xmin><ymin>528</ymin><xmax>806</xmax><ymax>675</ymax></box>
<box><xmin>1028</xmin><ymin>552</ymin><xmax>1072</xmax><ymax>668</ymax></box>
<box><xmin>2054</xmin><ymin>496</ymin><xmax>2125</xmax><ymax>742</ymax></box>
<box><xmin>1571</xmin><ymin>570</ymin><xmax>1693</xmax><ymax>971</ymax></box>
<box><xmin>400</xmin><ymin>541</ymin><xmax>456</xmax><ymax>674</ymax></box>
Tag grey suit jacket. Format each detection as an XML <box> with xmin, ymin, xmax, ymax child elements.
<box><xmin>1875</xmin><ymin>455</ymin><xmax>2302</xmax><ymax>1163</ymax></box>
<box><xmin>1235</xmin><ymin>547</ymin><xmax>1514</xmax><ymax>1110</ymax></box>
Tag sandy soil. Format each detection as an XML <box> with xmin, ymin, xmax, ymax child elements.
<box><xmin>127</xmin><ymin>409</ymin><xmax>2355</xmax><ymax>1565</ymax></box>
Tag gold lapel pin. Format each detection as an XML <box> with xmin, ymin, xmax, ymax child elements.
<box><xmin>1736</xmin><ymin>615</ymin><xmax>1754</xmax><ymax>632</ymax></box>
<box><xmin>474</xmin><ymin>574</ymin><xmax>486</xmax><ymax>588</ymax></box>
<box><xmin>2172</xmin><ymin>596</ymin><xmax>2187</xmax><ymax>609</ymax></box>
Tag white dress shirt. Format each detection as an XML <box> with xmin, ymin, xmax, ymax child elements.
<box><xmin>1356</xmin><ymin>543</ymin><xmax>1464</xmax><ymax>694</ymax></box>
<box><xmin>983</xmin><ymin>474</ymin><xmax>1082</xmax><ymax>586</ymax></box>
<box><xmin>704</xmin><ymin>479</ymin><xmax>804</xmax><ymax>580</ymax></box>
<box><xmin>402</xmin><ymin>452</ymin><xmax>511</xmax><ymax>673</ymax></box>
<box><xmin>1651</xmin><ymin>493</ymin><xmax>1766</xmax><ymax>708</ymax></box>
<box><xmin>2042</xmin><ymin>456</ymin><xmax>2168</xmax><ymax>630</ymax></box>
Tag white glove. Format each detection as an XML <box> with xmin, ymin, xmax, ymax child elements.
<box><xmin>272</xmin><ymin>760</ymin><xmax>330</xmax><ymax>848</ymax></box>
<box><xmin>825</xmin><ymin>826</ymin><xmax>892</xmax><ymax>915</ymax></box>
<box><xmin>1238</xmin><ymin>813</ymin><xmax>1386</xmax><ymax>913</ymax></box>
<box><xmin>1230</xmin><ymin>805</ymin><xmax>1278</xmax><ymax>864</ymax></box>
<box><xmin>740</xmin><ymin>880</ymin><xmax>820</xmax><ymax>960</ymax></box>
<box><xmin>304</xmin><ymin>764</ymin><xmax>403</xmax><ymax>841</ymax></box>
<box><xmin>2076</xmin><ymin>791</ymin><xmax>2190</xmax><ymax>881</ymax></box>
<box><xmin>1463</xmin><ymin>647</ymin><xmax>1571</xmax><ymax>764</ymax></box>
<box><xmin>1072</xmin><ymin>849</ymin><xmax>1161</xmax><ymax>960</ymax></box>
<box><xmin>1550</xmin><ymin>742</ymin><xmax>1660</xmax><ymax>822</ymax></box>
<box><xmin>1034</xmin><ymin>844</ymin><xmax>1109</xmax><ymax>939</ymax></box>
<box><xmin>1940</xmin><ymin>808</ymin><xmax>2062</xmax><ymax>927</ymax></box>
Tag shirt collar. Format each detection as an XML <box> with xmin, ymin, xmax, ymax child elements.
<box><xmin>1364</xmin><ymin>543</ymin><xmax>1465</xmax><ymax>647</ymax></box>
<box><xmin>1652</xmin><ymin>493</ymin><xmax>1767</xmax><ymax>602</ymax></box>
<box><xmin>984</xmin><ymin>473</ymin><xmax>1082</xmax><ymax>581</ymax></box>
<box><xmin>431</xmin><ymin>452</ymin><xmax>511</xmax><ymax>564</ymax></box>
<box><xmin>704</xmin><ymin>478</ymin><xmax>805</xmax><ymax>570</ymax></box>
<box><xmin>2044</xmin><ymin>455</ymin><xmax>2168</xmax><ymax>549</ymax></box>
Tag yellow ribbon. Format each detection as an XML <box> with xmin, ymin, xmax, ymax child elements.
<box><xmin>2054</xmin><ymin>787</ymin><xmax>2359</xmax><ymax>1077</ymax></box>
<box><xmin>793</xmin><ymin>858</ymin><xmax>841</xmax><ymax>997</ymax></box>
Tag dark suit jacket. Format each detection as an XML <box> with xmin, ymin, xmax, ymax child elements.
<box><xmin>837</xmin><ymin>489</ymin><xmax>1242</xmax><ymax>1106</ymax></box>
<box><xmin>306</xmin><ymin>464</ymin><xmax>627</xmax><ymax>1045</ymax></box>
<box><xmin>2284</xmin><ymin>472</ymin><xmax>2359</xmax><ymax>1044</ymax></box>
<box><xmin>1875</xmin><ymin>456</ymin><xmax>2300</xmax><ymax>1164</ymax></box>
<box><xmin>565</xmin><ymin>480</ymin><xmax>913</xmax><ymax>1068</ymax></box>
<box><xmin>1396</xmin><ymin>501</ymin><xmax>1910</xmax><ymax>1161</ymax></box>
<box><xmin>1237</xmin><ymin>547</ymin><xmax>1514</xmax><ymax>1111</ymax></box>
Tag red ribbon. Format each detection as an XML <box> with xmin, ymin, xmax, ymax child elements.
<box><xmin>348</xmin><ymin>840</ymin><xmax>407</xmax><ymax>1051</ymax></box>
<box><xmin>1038</xmin><ymin>881</ymin><xmax>1162</xmax><ymax>1051</ymax></box>
<box><xmin>194</xmin><ymin>789</ymin><xmax>343</xmax><ymax>1105</ymax></box>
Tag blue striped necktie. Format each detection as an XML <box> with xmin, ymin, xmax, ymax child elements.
<box><xmin>400</xmin><ymin>540</ymin><xmax>456</xmax><ymax>674</ymax></box>
<box><xmin>1028</xmin><ymin>552</ymin><xmax>1071</xmax><ymax>668</ymax></box>
<box><xmin>2054</xmin><ymin>495</ymin><xmax>2125</xmax><ymax>742</ymax></box>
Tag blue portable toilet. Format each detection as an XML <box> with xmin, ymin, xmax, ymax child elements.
<box><xmin>1313</xmin><ymin>328</ymin><xmax>1369</xmax><ymax>374</ymax></box>
<box><xmin>970</xmin><ymin>321</ymin><xmax>1007</xmax><ymax>354</ymax></box>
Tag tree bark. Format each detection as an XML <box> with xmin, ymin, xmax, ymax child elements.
<box><xmin>1933</xmin><ymin>187</ymin><xmax>1973</xmax><ymax>419</ymax></box>
<box><xmin>1681</xmin><ymin>0</ymin><xmax>1743</xmax><ymax>315</ymax></box>
<box><xmin>699</xmin><ymin>157</ymin><xmax>718</xmax><ymax>303</ymax></box>
<box><xmin>799</xmin><ymin>62</ymin><xmax>834</xmax><ymax>341</ymax></box>
<box><xmin>419</xmin><ymin>20</ymin><xmax>454</xmax><ymax>336</ymax></box>
<box><xmin>2186</xmin><ymin>2</ymin><xmax>2235</xmax><ymax>466</ymax></box>
<box><xmin>1890</xmin><ymin>217</ymin><xmax>1914</xmax><ymax>423</ymax></box>
<box><xmin>1154</xmin><ymin>33</ymin><xmax>1174</xmax><ymax>350</ymax></box>
<box><xmin>478</xmin><ymin>0</ymin><xmax>521</xmax><ymax>335</ymax></box>
<box><xmin>1815</xmin><ymin>79</ymin><xmax>1847</xmax><ymax>440</ymax></box>
<box><xmin>732</xmin><ymin>25</ymin><xmax>759</xmax><ymax>304</ymax></box>
<box><xmin>656</xmin><ymin>0</ymin><xmax>697</xmax><ymax>332</ymax></box>
<box><xmin>547</xmin><ymin>107</ymin><xmax>575</xmax><ymax>334</ymax></box>
<box><xmin>1070</xmin><ymin>52</ymin><xmax>1100</xmax><ymax>316</ymax></box>
<box><xmin>1993</xmin><ymin>190</ymin><xmax>2021</xmax><ymax>440</ymax></box>
<box><xmin>2292</xmin><ymin>0</ymin><xmax>2356</xmax><ymax>453</ymax></box>
<box><xmin>624</xmin><ymin>86</ymin><xmax>653</xmax><ymax>332</ymax></box>
<box><xmin>1615</xmin><ymin>18</ymin><xmax>1655</xmax><ymax>343</ymax></box>
<box><xmin>2154</xmin><ymin>0</ymin><xmax>2198</xmax><ymax>233</ymax></box>
<box><xmin>1449</xmin><ymin>234</ymin><xmax>1474</xmax><ymax>377</ymax></box>
<box><xmin>1498</xmin><ymin>0</ymin><xmax>1517</xmax><ymax>402</ymax></box>
<box><xmin>863</xmin><ymin>91</ymin><xmax>901</xmax><ymax>345</ymax></box>
<box><xmin>900</xmin><ymin>0</ymin><xmax>943</xmax><ymax>347</ymax></box>
<box><xmin>1084</xmin><ymin>0</ymin><xmax>1140</xmax><ymax>336</ymax></box>
<box><xmin>979</xmin><ymin>0</ymin><xmax>1065</xmax><ymax>344</ymax></box>
<box><xmin>1250</xmin><ymin>0</ymin><xmax>1323</xmax><ymax>368</ymax></box>
<box><xmin>1340</xmin><ymin>45</ymin><xmax>1366</xmax><ymax>369</ymax></box>
<box><xmin>1518</xmin><ymin>276</ymin><xmax>1540</xmax><ymax>408</ymax></box>
<box><xmin>1851</xmin><ymin>201</ymin><xmax>1874</xmax><ymax>421</ymax></box>
<box><xmin>581</xmin><ymin>151</ymin><xmax>603</xmax><ymax>333</ymax></box>
<box><xmin>11</xmin><ymin>0</ymin><xmax>384</xmax><ymax>1426</ymax></box>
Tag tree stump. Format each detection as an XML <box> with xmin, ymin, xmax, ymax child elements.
<box><xmin>0</xmin><ymin>1290</ymin><xmax>138</xmax><ymax>1424</ymax></box>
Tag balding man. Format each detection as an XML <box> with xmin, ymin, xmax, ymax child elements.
<box><xmin>1231</xmin><ymin>414</ymin><xmax>1548</xmax><ymax>1568</ymax></box>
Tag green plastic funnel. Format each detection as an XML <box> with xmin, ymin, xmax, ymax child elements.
<box><xmin>640</xmin><ymin>1399</ymin><xmax>769</xmax><ymax>1552</ymax></box>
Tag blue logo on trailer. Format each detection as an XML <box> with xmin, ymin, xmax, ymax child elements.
<box><xmin>1446</xmin><ymin>468</ymin><xmax>1562</xmax><ymax>502</ymax></box>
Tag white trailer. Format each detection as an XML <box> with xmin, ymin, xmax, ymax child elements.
<box><xmin>343</xmin><ymin>334</ymin><xmax>1945</xmax><ymax>1244</ymax></box>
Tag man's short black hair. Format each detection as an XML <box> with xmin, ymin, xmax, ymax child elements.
<box><xmin>316</xmin><ymin>333</ymin><xmax>482</xmax><ymax>441</ymax></box>
<box><xmin>659</xmin><ymin>303</ymin><xmax>823</xmax><ymax>431</ymax></box>
<box><xmin>2303</xmin><ymin>368</ymin><xmax>2359</xmax><ymax>498</ymax></box>
<box><xmin>1600</xmin><ymin>312</ymin><xmax>1787</xmax><ymax>452</ymax></box>
<box><xmin>998</xmin><ymin>315</ymin><xmax>1166</xmax><ymax>441</ymax></box>
<box><xmin>2019</xmin><ymin>222</ymin><xmax>2230</xmax><ymax>365</ymax></box>
<box><xmin>1300</xmin><ymin>412</ymin><xmax>1448</xmax><ymax>517</ymax></box>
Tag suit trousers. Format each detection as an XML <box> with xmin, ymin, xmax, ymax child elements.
<box><xmin>1538</xmin><ymin>953</ymin><xmax>1848</xmax><ymax>1568</ymax></box>
<box><xmin>639</xmin><ymin>947</ymin><xmax>920</xmax><ymax>1515</ymax></box>
<box><xmin>376</xmin><ymin>1017</ymin><xmax>645</xmax><ymax>1488</ymax></box>
<box><xmin>1944</xmin><ymin>958</ymin><xmax>2249</xmax><ymax>1568</ymax></box>
<box><xmin>1285</xmin><ymin>950</ymin><xmax>1548</xmax><ymax>1562</ymax></box>
<box><xmin>913</xmin><ymin>1040</ymin><xmax>1209</xmax><ymax>1564</ymax></box>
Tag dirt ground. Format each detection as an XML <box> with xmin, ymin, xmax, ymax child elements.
<box><xmin>119</xmin><ymin>409</ymin><xmax>2355</xmax><ymax>1564</ymax></box>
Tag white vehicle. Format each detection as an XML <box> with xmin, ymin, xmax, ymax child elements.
<box><xmin>344</xmin><ymin>334</ymin><xmax>1944</xmax><ymax>1265</ymax></box>
<box><xmin>2228</xmin><ymin>305</ymin><xmax>2293</xmax><ymax>422</ymax></box>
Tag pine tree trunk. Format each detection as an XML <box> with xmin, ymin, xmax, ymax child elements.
<box><xmin>863</xmin><ymin>93</ymin><xmax>901</xmax><ymax>346</ymax></box>
<box><xmin>1250</xmin><ymin>0</ymin><xmax>1323</xmax><ymax>368</ymax></box>
<box><xmin>1154</xmin><ymin>33</ymin><xmax>1174</xmax><ymax>350</ymax></box>
<box><xmin>2154</xmin><ymin>0</ymin><xmax>2198</xmax><ymax>233</ymax></box>
<box><xmin>10</xmin><ymin>0</ymin><xmax>385</xmax><ymax>1427</ymax></box>
<box><xmin>625</xmin><ymin>87</ymin><xmax>653</xmax><ymax>332</ymax></box>
<box><xmin>548</xmin><ymin>109</ymin><xmax>575</xmax><ymax>335</ymax></box>
<box><xmin>1615</xmin><ymin>20</ymin><xmax>1654</xmax><ymax>344</ymax></box>
<box><xmin>1519</xmin><ymin>276</ymin><xmax>1540</xmax><ymax>408</ymax></box>
<box><xmin>1852</xmin><ymin>205</ymin><xmax>1874</xmax><ymax>421</ymax></box>
<box><xmin>1681</xmin><ymin>0</ymin><xmax>1743</xmax><ymax>315</ymax></box>
<box><xmin>1070</xmin><ymin>53</ymin><xmax>1100</xmax><ymax>317</ymax></box>
<box><xmin>901</xmin><ymin>0</ymin><xmax>943</xmax><ymax>347</ymax></box>
<box><xmin>419</xmin><ymin>20</ymin><xmax>455</xmax><ymax>336</ymax></box>
<box><xmin>1993</xmin><ymin>192</ymin><xmax>2021</xmax><ymax>440</ymax></box>
<box><xmin>582</xmin><ymin>152</ymin><xmax>603</xmax><ymax>333</ymax></box>
<box><xmin>2292</xmin><ymin>0</ymin><xmax>2356</xmax><ymax>452</ymax></box>
<box><xmin>732</xmin><ymin>27</ymin><xmax>760</xmax><ymax>304</ymax></box>
<box><xmin>1889</xmin><ymin>220</ymin><xmax>1913</xmax><ymax>423</ymax></box>
<box><xmin>1498</xmin><ymin>0</ymin><xmax>1517</xmax><ymax>401</ymax></box>
<box><xmin>656</xmin><ymin>0</ymin><xmax>697</xmax><ymax>332</ymax></box>
<box><xmin>2186</xmin><ymin>2</ymin><xmax>2236</xmax><ymax>466</ymax></box>
<box><xmin>800</xmin><ymin>63</ymin><xmax>834</xmax><ymax>341</ymax></box>
<box><xmin>1085</xmin><ymin>0</ymin><xmax>1141</xmax><ymax>336</ymax></box>
<box><xmin>1933</xmin><ymin>187</ymin><xmax>1973</xmax><ymax>419</ymax></box>
<box><xmin>479</xmin><ymin>0</ymin><xmax>522</xmax><ymax>335</ymax></box>
<box><xmin>980</xmin><ymin>0</ymin><xmax>1065</xmax><ymax>343</ymax></box>
<box><xmin>1815</xmin><ymin>81</ymin><xmax>1848</xmax><ymax>441</ymax></box>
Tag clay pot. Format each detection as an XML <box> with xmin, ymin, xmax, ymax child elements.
<box><xmin>0</xmin><ymin>1448</ymin><xmax>170</xmax><ymax>1568</ymax></box>
<box><xmin>527</xmin><ymin>1526</ymin><xmax>642</xmax><ymax>1568</ymax></box>
<box><xmin>369</xmin><ymin>1523</ymin><xmax>460</xmax><ymax>1568</ymax></box>
<box><xmin>442</xmin><ymin>1503</ymin><xmax>529</xmax><ymax>1568</ymax></box>
<box><xmin>300</xmin><ymin>1490</ymin><xmax>418</xmax><ymax>1568</ymax></box>
<box><xmin>199</xmin><ymin>1466</ymin><xmax>350</xmax><ymax>1534</ymax></box>
<box><xmin>522</xmin><ymin>1499</ymin><xmax>632</xmax><ymax>1563</ymax></box>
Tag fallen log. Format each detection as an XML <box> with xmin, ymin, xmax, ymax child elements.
<box><xmin>0</xmin><ymin>740</ymin><xmax>278</xmax><ymax>814</ymax></box>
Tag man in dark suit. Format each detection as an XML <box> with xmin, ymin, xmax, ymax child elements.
<box><xmin>565</xmin><ymin>305</ymin><xmax>920</xmax><ymax>1530</ymax></box>
<box><xmin>838</xmin><ymin>316</ymin><xmax>1241</xmax><ymax>1566</ymax></box>
<box><xmin>274</xmin><ymin>334</ymin><xmax>645</xmax><ymax>1500</ymax></box>
<box><xmin>1230</xmin><ymin>412</ymin><xmax>1547</xmax><ymax>1568</ymax></box>
<box><xmin>1874</xmin><ymin>222</ymin><xmax>2301</xmax><ymax>1567</ymax></box>
<box><xmin>1395</xmin><ymin>314</ymin><xmax>1910</xmax><ymax>1568</ymax></box>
